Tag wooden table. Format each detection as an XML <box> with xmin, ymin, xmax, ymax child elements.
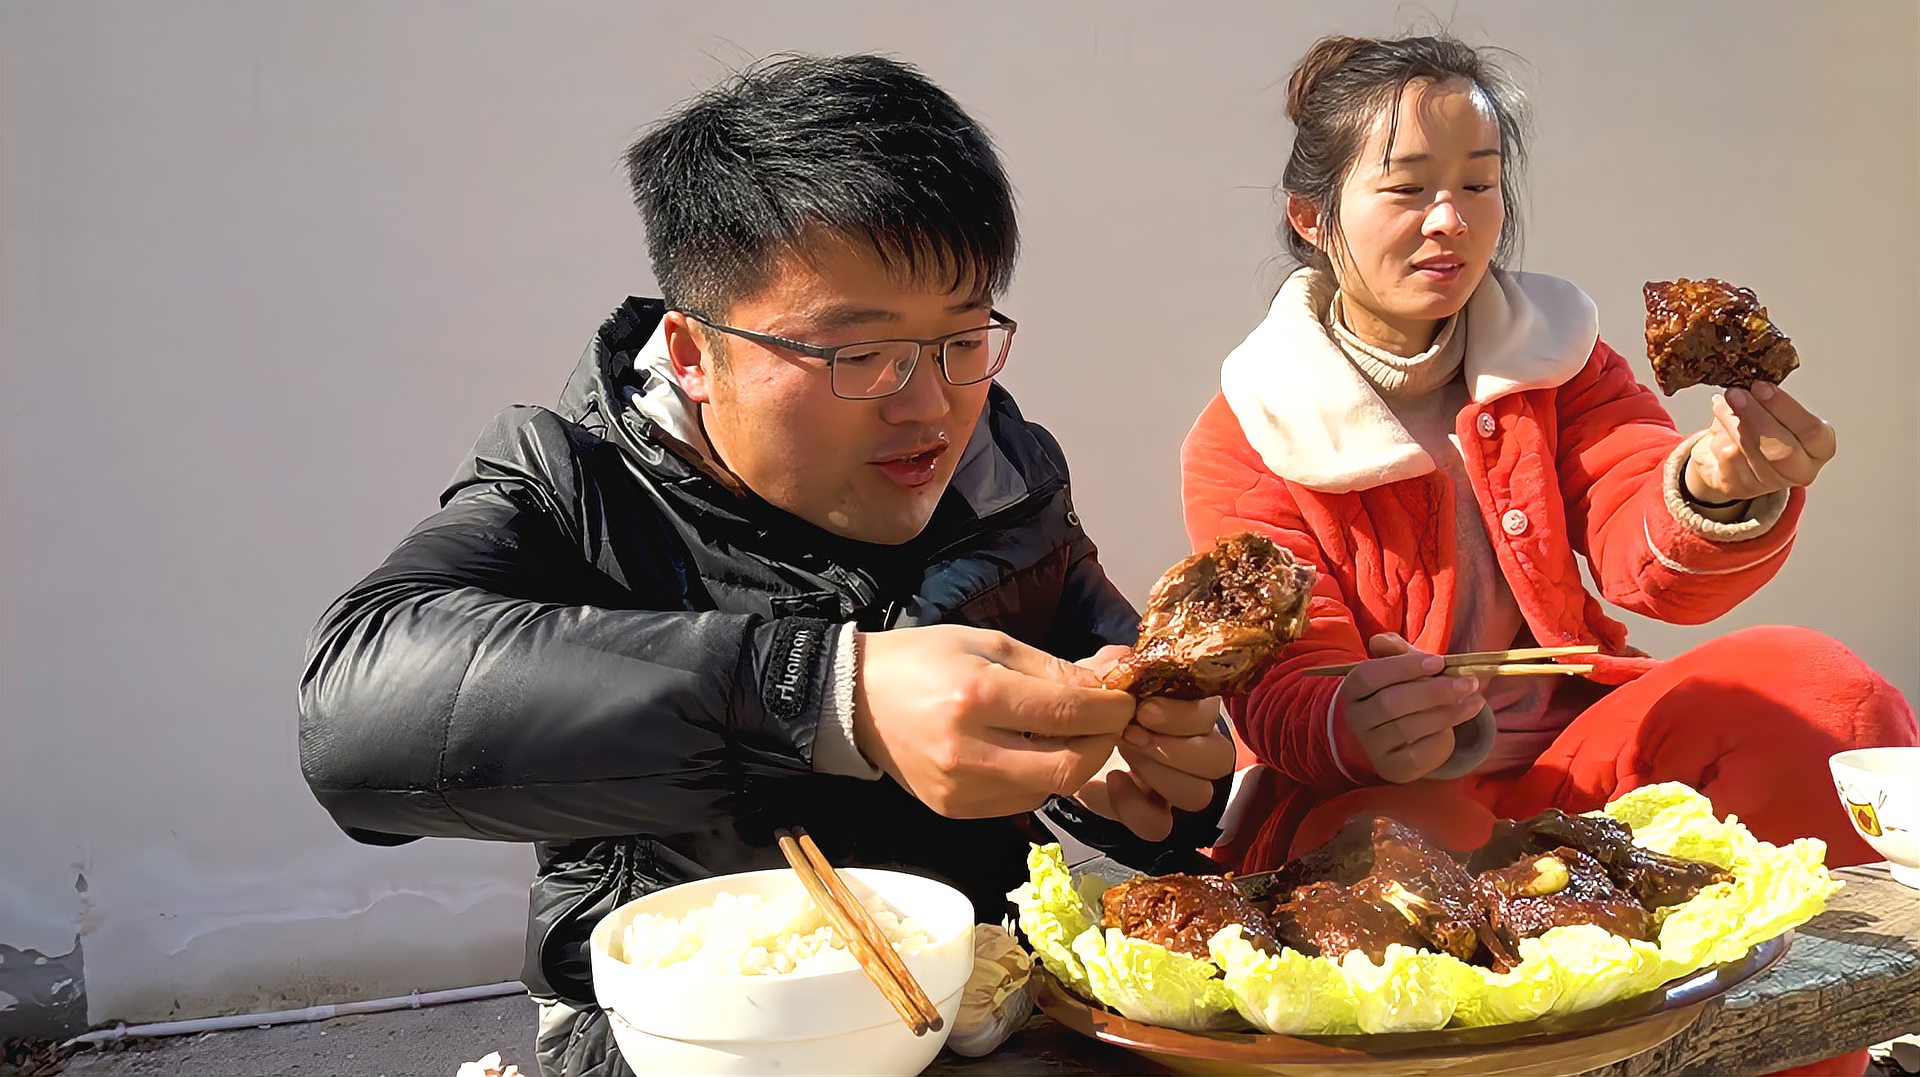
<box><xmin>928</xmin><ymin>862</ymin><xmax>1920</xmax><ymax>1076</ymax></box>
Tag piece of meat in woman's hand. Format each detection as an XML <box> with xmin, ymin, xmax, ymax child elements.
<box><xmin>1644</xmin><ymin>277</ymin><xmax>1799</xmax><ymax>395</ymax></box>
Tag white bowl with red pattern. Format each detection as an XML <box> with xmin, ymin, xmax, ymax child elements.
<box><xmin>1830</xmin><ymin>746</ymin><xmax>1920</xmax><ymax>888</ymax></box>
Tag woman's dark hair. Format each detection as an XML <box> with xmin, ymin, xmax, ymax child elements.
<box><xmin>1281</xmin><ymin>34</ymin><xmax>1530</xmax><ymax>271</ymax></box>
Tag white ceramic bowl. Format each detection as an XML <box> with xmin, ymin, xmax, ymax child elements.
<box><xmin>589</xmin><ymin>868</ymin><xmax>976</xmax><ymax>1075</ymax></box>
<box><xmin>1830</xmin><ymin>746</ymin><xmax>1920</xmax><ymax>888</ymax></box>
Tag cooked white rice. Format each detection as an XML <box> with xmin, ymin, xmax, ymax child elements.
<box><xmin>618</xmin><ymin>881</ymin><xmax>935</xmax><ymax>976</ymax></box>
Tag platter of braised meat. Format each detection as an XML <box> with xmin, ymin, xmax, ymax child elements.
<box><xmin>1012</xmin><ymin>784</ymin><xmax>1834</xmax><ymax>1074</ymax></box>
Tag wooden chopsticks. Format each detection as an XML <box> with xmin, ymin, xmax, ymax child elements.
<box><xmin>1301</xmin><ymin>644</ymin><xmax>1600</xmax><ymax>678</ymax></box>
<box><xmin>774</xmin><ymin>828</ymin><xmax>943</xmax><ymax>1037</ymax></box>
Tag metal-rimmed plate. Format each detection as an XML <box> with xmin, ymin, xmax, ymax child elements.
<box><xmin>1030</xmin><ymin>932</ymin><xmax>1789</xmax><ymax>1077</ymax></box>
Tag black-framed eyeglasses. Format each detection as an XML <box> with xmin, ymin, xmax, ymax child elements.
<box><xmin>679</xmin><ymin>309</ymin><xmax>1017</xmax><ymax>400</ymax></box>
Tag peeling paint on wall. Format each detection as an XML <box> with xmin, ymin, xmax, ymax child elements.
<box><xmin>77</xmin><ymin>843</ymin><xmax>531</xmax><ymax>1023</ymax></box>
<box><xmin>0</xmin><ymin>938</ymin><xmax>85</xmax><ymax>1041</ymax></box>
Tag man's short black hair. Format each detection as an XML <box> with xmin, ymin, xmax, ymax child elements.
<box><xmin>624</xmin><ymin>53</ymin><xmax>1018</xmax><ymax>316</ymax></box>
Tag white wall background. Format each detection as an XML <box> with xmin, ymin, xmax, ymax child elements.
<box><xmin>4</xmin><ymin>0</ymin><xmax>1915</xmax><ymax>1027</ymax></box>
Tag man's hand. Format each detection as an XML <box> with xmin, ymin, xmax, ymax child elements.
<box><xmin>852</xmin><ymin>626</ymin><xmax>1135</xmax><ymax>819</ymax></box>
<box><xmin>1685</xmin><ymin>382</ymin><xmax>1836</xmax><ymax>505</ymax></box>
<box><xmin>1070</xmin><ymin>645</ymin><xmax>1236</xmax><ymax>841</ymax></box>
<box><xmin>1339</xmin><ymin>633</ymin><xmax>1484</xmax><ymax>784</ymax></box>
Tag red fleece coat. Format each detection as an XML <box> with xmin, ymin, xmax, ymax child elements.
<box><xmin>1182</xmin><ymin>338</ymin><xmax>1807</xmax><ymax>792</ymax></box>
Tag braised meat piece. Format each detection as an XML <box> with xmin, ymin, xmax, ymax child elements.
<box><xmin>1644</xmin><ymin>278</ymin><xmax>1799</xmax><ymax>396</ymax></box>
<box><xmin>1104</xmin><ymin>810</ymin><xmax>1734</xmax><ymax>975</ymax></box>
<box><xmin>1101</xmin><ymin>873</ymin><xmax>1278</xmax><ymax>960</ymax></box>
<box><xmin>1260</xmin><ymin>817</ymin><xmax>1516</xmax><ymax>967</ymax></box>
<box><xmin>1347</xmin><ymin>875</ymin><xmax>1486</xmax><ymax>962</ymax></box>
<box><xmin>1254</xmin><ymin>816</ymin><xmax>1381</xmax><ymax>899</ymax></box>
<box><xmin>1265</xmin><ymin>817</ymin><xmax>1470</xmax><ymax>893</ymax></box>
<box><xmin>1476</xmin><ymin>850</ymin><xmax>1578</xmax><ymax>900</ymax></box>
<box><xmin>1473</xmin><ymin>809</ymin><xmax>1732</xmax><ymax>909</ymax></box>
<box><xmin>1363</xmin><ymin>820</ymin><xmax>1505</xmax><ymax>963</ymax></box>
<box><xmin>1271</xmin><ymin>880</ymin><xmax>1426</xmax><ymax>961</ymax></box>
<box><xmin>1103</xmin><ymin>532</ymin><xmax>1316</xmax><ymax>700</ymax></box>
<box><xmin>1470</xmin><ymin>818</ymin><xmax>1542</xmax><ymax>874</ymax></box>
<box><xmin>1476</xmin><ymin>847</ymin><xmax>1653</xmax><ymax>944</ymax></box>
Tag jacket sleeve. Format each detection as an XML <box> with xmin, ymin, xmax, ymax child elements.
<box><xmin>1046</xmin><ymin>523</ymin><xmax>1143</xmax><ymax>658</ymax></box>
<box><xmin>1553</xmin><ymin>340</ymin><xmax>1804</xmax><ymax>625</ymax></box>
<box><xmin>299</xmin><ymin>407</ymin><xmax>838</xmax><ymax>845</ymax></box>
<box><xmin>1007</xmin><ymin>419</ymin><xmax>1141</xmax><ymax>659</ymax></box>
<box><xmin>1180</xmin><ymin>396</ymin><xmax>1378</xmax><ymax>793</ymax></box>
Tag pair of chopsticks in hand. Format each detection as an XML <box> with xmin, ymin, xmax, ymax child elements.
<box><xmin>774</xmin><ymin>828</ymin><xmax>944</xmax><ymax>1037</ymax></box>
<box><xmin>1302</xmin><ymin>644</ymin><xmax>1600</xmax><ymax>679</ymax></box>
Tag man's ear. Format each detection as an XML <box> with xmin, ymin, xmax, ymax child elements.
<box><xmin>661</xmin><ymin>310</ymin><xmax>716</xmax><ymax>403</ymax></box>
<box><xmin>1285</xmin><ymin>192</ymin><xmax>1326</xmax><ymax>252</ymax></box>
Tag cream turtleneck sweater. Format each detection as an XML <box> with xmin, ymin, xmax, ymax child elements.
<box><xmin>1326</xmin><ymin>293</ymin><xmax>1589</xmax><ymax>775</ymax></box>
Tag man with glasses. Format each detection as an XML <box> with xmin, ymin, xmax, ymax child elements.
<box><xmin>299</xmin><ymin>53</ymin><xmax>1233</xmax><ymax>1076</ymax></box>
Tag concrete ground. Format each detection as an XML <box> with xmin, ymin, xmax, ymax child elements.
<box><xmin>37</xmin><ymin>997</ymin><xmax>1920</xmax><ymax>1076</ymax></box>
<box><xmin>56</xmin><ymin>995</ymin><xmax>539</xmax><ymax>1077</ymax></box>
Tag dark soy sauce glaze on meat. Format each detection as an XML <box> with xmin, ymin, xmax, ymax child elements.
<box><xmin>1093</xmin><ymin>809</ymin><xmax>1731</xmax><ymax>974</ymax></box>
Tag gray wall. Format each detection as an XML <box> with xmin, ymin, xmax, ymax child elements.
<box><xmin>3</xmin><ymin>0</ymin><xmax>1915</xmax><ymax>1033</ymax></box>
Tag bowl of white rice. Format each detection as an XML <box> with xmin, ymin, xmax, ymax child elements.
<box><xmin>589</xmin><ymin>867</ymin><xmax>976</xmax><ymax>1075</ymax></box>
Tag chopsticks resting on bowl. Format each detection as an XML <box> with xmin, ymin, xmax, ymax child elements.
<box><xmin>1301</xmin><ymin>644</ymin><xmax>1600</xmax><ymax>679</ymax></box>
<box><xmin>774</xmin><ymin>827</ymin><xmax>943</xmax><ymax>1037</ymax></box>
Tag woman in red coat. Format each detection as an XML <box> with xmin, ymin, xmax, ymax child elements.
<box><xmin>1184</xmin><ymin>34</ymin><xmax>1916</xmax><ymax>895</ymax></box>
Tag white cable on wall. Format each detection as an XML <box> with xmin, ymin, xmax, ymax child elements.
<box><xmin>60</xmin><ymin>982</ymin><xmax>526</xmax><ymax>1048</ymax></box>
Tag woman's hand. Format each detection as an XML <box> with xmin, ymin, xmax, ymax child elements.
<box><xmin>1685</xmin><ymin>382</ymin><xmax>1836</xmax><ymax>505</ymax></box>
<box><xmin>1339</xmin><ymin>634</ymin><xmax>1484</xmax><ymax>784</ymax></box>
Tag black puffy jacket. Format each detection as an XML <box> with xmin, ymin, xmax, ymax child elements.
<box><xmin>299</xmin><ymin>299</ymin><xmax>1222</xmax><ymax>1060</ymax></box>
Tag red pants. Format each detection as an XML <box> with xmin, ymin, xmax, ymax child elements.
<box><xmin>1224</xmin><ymin>626</ymin><xmax>1918</xmax><ymax>871</ymax></box>
<box><xmin>1216</xmin><ymin>627</ymin><xmax>1915</xmax><ymax>1077</ymax></box>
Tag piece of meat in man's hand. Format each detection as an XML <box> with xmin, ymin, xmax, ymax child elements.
<box><xmin>1102</xmin><ymin>531</ymin><xmax>1317</xmax><ymax>700</ymax></box>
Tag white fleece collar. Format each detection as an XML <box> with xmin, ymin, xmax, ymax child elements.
<box><xmin>1219</xmin><ymin>267</ymin><xmax>1599</xmax><ymax>493</ymax></box>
